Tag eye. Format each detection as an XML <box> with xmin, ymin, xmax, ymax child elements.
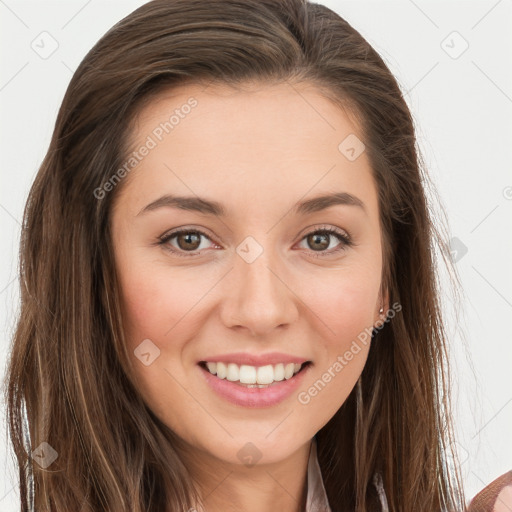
<box><xmin>157</xmin><ymin>225</ymin><xmax>353</xmax><ymax>258</ymax></box>
<box><xmin>296</xmin><ymin>226</ymin><xmax>353</xmax><ymax>257</ymax></box>
<box><xmin>158</xmin><ymin>228</ymin><xmax>218</xmax><ymax>257</ymax></box>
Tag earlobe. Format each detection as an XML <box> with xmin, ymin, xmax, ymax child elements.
<box><xmin>381</xmin><ymin>288</ymin><xmax>390</xmax><ymax>318</ymax></box>
<box><xmin>375</xmin><ymin>287</ymin><xmax>390</xmax><ymax>326</ymax></box>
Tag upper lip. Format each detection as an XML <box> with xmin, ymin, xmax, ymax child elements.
<box><xmin>199</xmin><ymin>352</ymin><xmax>310</xmax><ymax>366</ymax></box>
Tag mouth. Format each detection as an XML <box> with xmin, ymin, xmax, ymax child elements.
<box><xmin>198</xmin><ymin>360</ymin><xmax>312</xmax><ymax>388</ymax></box>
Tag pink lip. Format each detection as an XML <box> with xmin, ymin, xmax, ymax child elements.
<box><xmin>199</xmin><ymin>352</ymin><xmax>309</xmax><ymax>366</ymax></box>
<box><xmin>198</xmin><ymin>362</ymin><xmax>312</xmax><ymax>408</ymax></box>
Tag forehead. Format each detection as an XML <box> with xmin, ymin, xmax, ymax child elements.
<box><xmin>129</xmin><ymin>80</ymin><xmax>362</xmax><ymax>151</ymax></box>
<box><xmin>117</xmin><ymin>81</ymin><xmax>378</xmax><ymax>220</ymax></box>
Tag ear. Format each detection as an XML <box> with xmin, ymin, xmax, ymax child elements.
<box><xmin>374</xmin><ymin>285</ymin><xmax>390</xmax><ymax>326</ymax></box>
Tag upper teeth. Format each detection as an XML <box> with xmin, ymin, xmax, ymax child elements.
<box><xmin>205</xmin><ymin>362</ymin><xmax>303</xmax><ymax>384</ymax></box>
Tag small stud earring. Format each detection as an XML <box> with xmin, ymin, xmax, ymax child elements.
<box><xmin>379</xmin><ymin>306</ymin><xmax>384</xmax><ymax>314</ymax></box>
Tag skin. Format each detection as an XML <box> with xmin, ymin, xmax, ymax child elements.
<box><xmin>111</xmin><ymin>81</ymin><xmax>389</xmax><ymax>512</ymax></box>
<box><xmin>495</xmin><ymin>486</ymin><xmax>512</xmax><ymax>512</ymax></box>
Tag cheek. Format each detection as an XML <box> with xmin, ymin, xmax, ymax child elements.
<box><xmin>299</xmin><ymin>262</ymin><xmax>380</xmax><ymax>345</ymax></box>
<box><xmin>115</xmin><ymin>255</ymin><xmax>206</xmax><ymax>400</ymax></box>
<box><xmin>322</xmin><ymin>283</ymin><xmax>375</xmax><ymax>333</ymax></box>
<box><xmin>118</xmin><ymin>258</ymin><xmax>202</xmax><ymax>350</ymax></box>
<box><xmin>116</xmin><ymin>265</ymin><xmax>201</xmax><ymax>432</ymax></box>
<box><xmin>294</xmin><ymin>267</ymin><xmax>379</xmax><ymax>421</ymax></box>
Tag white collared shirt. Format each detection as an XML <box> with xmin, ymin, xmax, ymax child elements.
<box><xmin>306</xmin><ymin>437</ymin><xmax>389</xmax><ymax>512</ymax></box>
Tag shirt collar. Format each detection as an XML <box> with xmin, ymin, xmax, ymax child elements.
<box><xmin>305</xmin><ymin>437</ymin><xmax>332</xmax><ymax>512</ymax></box>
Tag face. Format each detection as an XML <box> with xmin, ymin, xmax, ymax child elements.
<box><xmin>111</xmin><ymin>81</ymin><xmax>388</xmax><ymax>469</ymax></box>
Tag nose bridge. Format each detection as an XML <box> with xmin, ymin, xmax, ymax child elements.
<box><xmin>220</xmin><ymin>235</ymin><xmax>298</xmax><ymax>334</ymax></box>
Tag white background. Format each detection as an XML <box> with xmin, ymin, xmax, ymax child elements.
<box><xmin>1</xmin><ymin>0</ymin><xmax>511</xmax><ymax>509</ymax></box>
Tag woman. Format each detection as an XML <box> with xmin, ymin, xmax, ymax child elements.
<box><xmin>5</xmin><ymin>0</ymin><xmax>508</xmax><ymax>510</ymax></box>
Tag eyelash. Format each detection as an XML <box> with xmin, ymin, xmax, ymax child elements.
<box><xmin>157</xmin><ymin>225</ymin><xmax>353</xmax><ymax>259</ymax></box>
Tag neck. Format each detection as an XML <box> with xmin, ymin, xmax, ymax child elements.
<box><xmin>176</xmin><ymin>439</ymin><xmax>312</xmax><ymax>512</ymax></box>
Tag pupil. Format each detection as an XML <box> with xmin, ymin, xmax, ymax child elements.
<box><xmin>310</xmin><ymin>233</ymin><xmax>328</xmax><ymax>251</ymax></box>
<box><xmin>179</xmin><ymin>232</ymin><xmax>200</xmax><ymax>250</ymax></box>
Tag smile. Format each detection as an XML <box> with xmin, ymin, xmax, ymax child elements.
<box><xmin>201</xmin><ymin>361</ymin><xmax>306</xmax><ymax>387</ymax></box>
<box><xmin>198</xmin><ymin>361</ymin><xmax>312</xmax><ymax>408</ymax></box>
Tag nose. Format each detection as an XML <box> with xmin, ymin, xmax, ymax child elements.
<box><xmin>219</xmin><ymin>245</ymin><xmax>299</xmax><ymax>337</ymax></box>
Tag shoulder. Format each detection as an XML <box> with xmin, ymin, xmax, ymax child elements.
<box><xmin>467</xmin><ymin>470</ymin><xmax>512</xmax><ymax>512</ymax></box>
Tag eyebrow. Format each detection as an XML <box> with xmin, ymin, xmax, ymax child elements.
<box><xmin>137</xmin><ymin>191</ymin><xmax>366</xmax><ymax>217</ymax></box>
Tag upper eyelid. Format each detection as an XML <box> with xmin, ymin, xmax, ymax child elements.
<box><xmin>159</xmin><ymin>225</ymin><xmax>351</xmax><ymax>251</ymax></box>
<box><xmin>159</xmin><ymin>226</ymin><xmax>217</xmax><ymax>245</ymax></box>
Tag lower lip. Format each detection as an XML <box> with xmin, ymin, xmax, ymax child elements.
<box><xmin>198</xmin><ymin>363</ymin><xmax>311</xmax><ymax>408</ymax></box>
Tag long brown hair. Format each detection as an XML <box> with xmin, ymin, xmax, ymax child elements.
<box><xmin>4</xmin><ymin>0</ymin><xmax>468</xmax><ymax>510</ymax></box>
